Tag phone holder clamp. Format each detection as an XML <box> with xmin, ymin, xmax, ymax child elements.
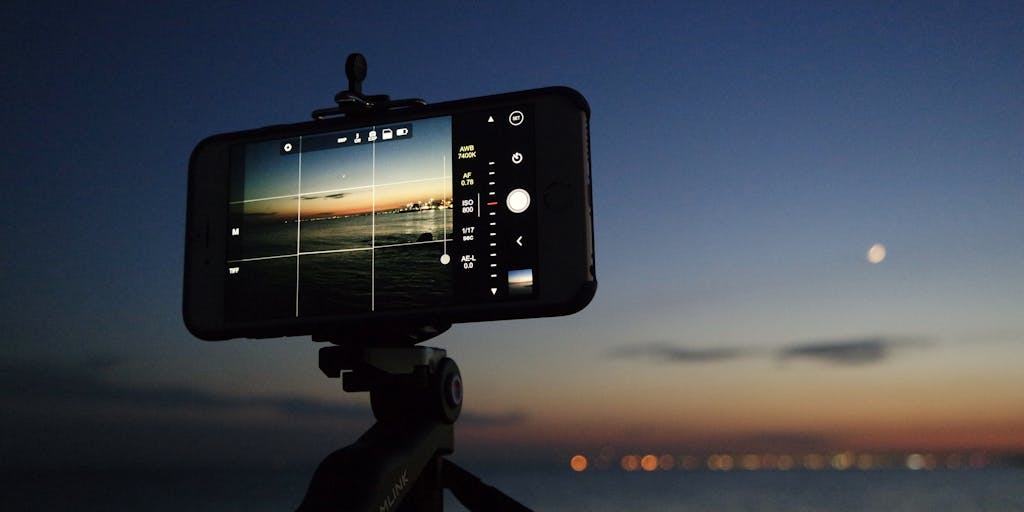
<box><xmin>311</xmin><ymin>53</ymin><xmax>428</xmax><ymax>120</ymax></box>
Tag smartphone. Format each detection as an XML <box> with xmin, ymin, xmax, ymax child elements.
<box><xmin>184</xmin><ymin>87</ymin><xmax>595</xmax><ymax>341</ymax></box>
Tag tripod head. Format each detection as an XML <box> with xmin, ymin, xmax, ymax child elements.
<box><xmin>299</xmin><ymin>336</ymin><xmax>528</xmax><ymax>511</ymax></box>
<box><xmin>297</xmin><ymin>342</ymin><xmax>461</xmax><ymax>511</ymax></box>
<box><xmin>318</xmin><ymin>344</ymin><xmax>462</xmax><ymax>425</ymax></box>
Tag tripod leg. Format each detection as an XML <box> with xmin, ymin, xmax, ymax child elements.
<box><xmin>397</xmin><ymin>456</ymin><xmax>443</xmax><ymax>512</ymax></box>
<box><xmin>441</xmin><ymin>460</ymin><xmax>533</xmax><ymax>512</ymax></box>
<box><xmin>296</xmin><ymin>421</ymin><xmax>452</xmax><ymax>512</ymax></box>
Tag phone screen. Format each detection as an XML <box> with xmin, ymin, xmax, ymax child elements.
<box><xmin>225</xmin><ymin>107</ymin><xmax>537</xmax><ymax>321</ymax></box>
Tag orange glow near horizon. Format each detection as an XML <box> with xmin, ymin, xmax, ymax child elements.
<box><xmin>242</xmin><ymin>180</ymin><xmax>450</xmax><ymax>220</ymax></box>
<box><xmin>457</xmin><ymin>416</ymin><xmax>1024</xmax><ymax>468</ymax></box>
<box><xmin>498</xmin><ymin>343</ymin><xmax>1024</xmax><ymax>442</ymax></box>
<box><xmin>454</xmin><ymin>349</ymin><xmax>1024</xmax><ymax>467</ymax></box>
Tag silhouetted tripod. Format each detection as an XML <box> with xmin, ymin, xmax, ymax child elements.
<box><xmin>296</xmin><ymin>324</ymin><xmax>530</xmax><ymax>511</ymax></box>
<box><xmin>296</xmin><ymin>56</ymin><xmax>532</xmax><ymax>510</ymax></box>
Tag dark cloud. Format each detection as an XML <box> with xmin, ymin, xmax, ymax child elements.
<box><xmin>0</xmin><ymin>359</ymin><xmax>528</xmax><ymax>469</ymax></box>
<box><xmin>459</xmin><ymin>410</ymin><xmax>527</xmax><ymax>427</ymax></box>
<box><xmin>0</xmin><ymin>360</ymin><xmax>368</xmax><ymax>421</ymax></box>
<box><xmin>0</xmin><ymin>359</ymin><xmax>368</xmax><ymax>469</ymax></box>
<box><xmin>608</xmin><ymin>342</ymin><xmax>748</xmax><ymax>363</ymax></box>
<box><xmin>243</xmin><ymin>212</ymin><xmax>278</xmax><ymax>217</ymax></box>
<box><xmin>609</xmin><ymin>336</ymin><xmax>932</xmax><ymax>367</ymax></box>
<box><xmin>778</xmin><ymin>336</ymin><xmax>930</xmax><ymax>366</ymax></box>
<box><xmin>0</xmin><ymin>358</ymin><xmax>524</xmax><ymax>429</ymax></box>
<box><xmin>324</xmin><ymin>193</ymin><xmax>347</xmax><ymax>199</ymax></box>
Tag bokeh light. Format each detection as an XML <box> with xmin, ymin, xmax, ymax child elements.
<box><xmin>831</xmin><ymin>451</ymin><xmax>853</xmax><ymax>470</ymax></box>
<box><xmin>620</xmin><ymin>455</ymin><xmax>640</xmax><ymax>472</ymax></box>
<box><xmin>803</xmin><ymin>454</ymin><xmax>826</xmax><ymax>470</ymax></box>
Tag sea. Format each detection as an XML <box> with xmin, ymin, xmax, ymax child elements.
<box><xmin>5</xmin><ymin>466</ymin><xmax>1023</xmax><ymax>511</ymax></box>
<box><xmin>230</xmin><ymin>209</ymin><xmax>454</xmax><ymax>318</ymax></box>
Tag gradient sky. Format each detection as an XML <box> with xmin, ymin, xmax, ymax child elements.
<box><xmin>2</xmin><ymin>1</ymin><xmax>1022</xmax><ymax>473</ymax></box>
<box><xmin>240</xmin><ymin>116</ymin><xmax>451</xmax><ymax>217</ymax></box>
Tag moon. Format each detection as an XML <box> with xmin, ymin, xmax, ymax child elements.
<box><xmin>866</xmin><ymin>243</ymin><xmax>887</xmax><ymax>264</ymax></box>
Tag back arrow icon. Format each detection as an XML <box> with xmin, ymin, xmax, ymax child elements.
<box><xmin>516</xmin><ymin>236</ymin><xmax>523</xmax><ymax>246</ymax></box>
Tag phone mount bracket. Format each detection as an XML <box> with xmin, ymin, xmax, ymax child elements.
<box><xmin>311</xmin><ymin>53</ymin><xmax>428</xmax><ymax>120</ymax></box>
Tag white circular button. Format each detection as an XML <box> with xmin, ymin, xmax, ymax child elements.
<box><xmin>507</xmin><ymin>188</ymin><xmax>531</xmax><ymax>213</ymax></box>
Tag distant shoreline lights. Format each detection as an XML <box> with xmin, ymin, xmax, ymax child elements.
<box><xmin>568</xmin><ymin>451</ymin><xmax>1003</xmax><ymax>473</ymax></box>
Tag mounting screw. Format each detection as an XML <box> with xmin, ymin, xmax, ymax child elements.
<box><xmin>437</xmin><ymin>358</ymin><xmax>463</xmax><ymax>423</ymax></box>
<box><xmin>345</xmin><ymin>53</ymin><xmax>367</xmax><ymax>95</ymax></box>
<box><xmin>446</xmin><ymin>373</ymin><xmax>463</xmax><ymax>408</ymax></box>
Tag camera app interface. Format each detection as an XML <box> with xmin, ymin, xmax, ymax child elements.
<box><xmin>226</xmin><ymin>108</ymin><xmax>536</xmax><ymax>321</ymax></box>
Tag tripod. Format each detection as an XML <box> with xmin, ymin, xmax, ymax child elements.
<box><xmin>296</xmin><ymin>56</ymin><xmax>532</xmax><ymax>511</ymax></box>
<box><xmin>296</xmin><ymin>324</ymin><xmax>531</xmax><ymax>511</ymax></box>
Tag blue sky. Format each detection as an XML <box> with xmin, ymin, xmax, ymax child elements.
<box><xmin>2</xmin><ymin>1</ymin><xmax>1022</xmax><ymax>472</ymax></box>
